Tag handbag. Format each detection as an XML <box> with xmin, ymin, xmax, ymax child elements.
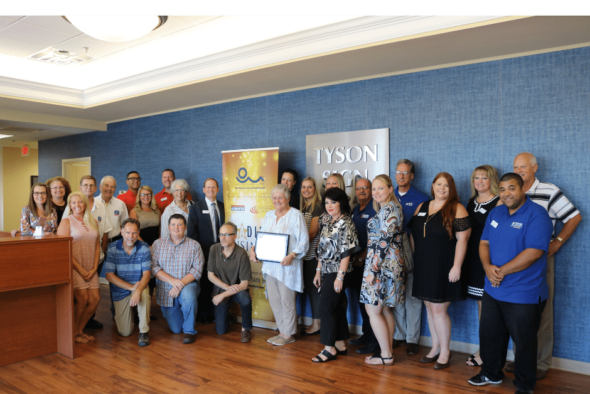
<box><xmin>401</xmin><ymin>231</ymin><xmax>414</xmax><ymax>273</ymax></box>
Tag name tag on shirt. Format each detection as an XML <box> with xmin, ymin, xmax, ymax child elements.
<box><xmin>114</xmin><ymin>210</ymin><xmax>120</xmax><ymax>216</ymax></box>
<box><xmin>361</xmin><ymin>214</ymin><xmax>369</xmax><ymax>218</ymax></box>
<box><xmin>491</xmin><ymin>220</ymin><xmax>498</xmax><ymax>228</ymax></box>
<box><xmin>203</xmin><ymin>210</ymin><xmax>209</xmax><ymax>214</ymax></box>
<box><xmin>161</xmin><ymin>197</ymin><xmax>168</xmax><ymax>201</ymax></box>
<box><xmin>479</xmin><ymin>208</ymin><xmax>487</xmax><ymax>214</ymax></box>
<box><xmin>418</xmin><ymin>212</ymin><xmax>427</xmax><ymax>217</ymax></box>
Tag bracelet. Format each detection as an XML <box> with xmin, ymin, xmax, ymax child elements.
<box><xmin>338</xmin><ymin>270</ymin><xmax>346</xmax><ymax>275</ymax></box>
<box><xmin>316</xmin><ymin>268</ymin><xmax>321</xmax><ymax>271</ymax></box>
<box><xmin>336</xmin><ymin>276</ymin><xmax>344</xmax><ymax>281</ymax></box>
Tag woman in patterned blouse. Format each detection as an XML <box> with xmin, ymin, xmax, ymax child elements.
<box><xmin>360</xmin><ymin>174</ymin><xmax>405</xmax><ymax>366</ymax></box>
<box><xmin>20</xmin><ymin>183</ymin><xmax>58</xmax><ymax>236</ymax></box>
<box><xmin>311</xmin><ymin>187</ymin><xmax>360</xmax><ymax>362</ymax></box>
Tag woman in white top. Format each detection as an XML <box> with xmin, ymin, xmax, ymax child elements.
<box><xmin>250</xmin><ymin>184</ymin><xmax>309</xmax><ymax>346</ymax></box>
<box><xmin>160</xmin><ymin>179</ymin><xmax>193</xmax><ymax>239</ymax></box>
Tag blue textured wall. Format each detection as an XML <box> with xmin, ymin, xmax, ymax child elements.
<box><xmin>39</xmin><ymin>46</ymin><xmax>590</xmax><ymax>364</ymax></box>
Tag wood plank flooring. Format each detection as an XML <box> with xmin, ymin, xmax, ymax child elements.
<box><xmin>0</xmin><ymin>285</ymin><xmax>588</xmax><ymax>393</ymax></box>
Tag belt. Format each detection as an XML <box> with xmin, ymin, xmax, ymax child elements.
<box><xmin>108</xmin><ymin>235</ymin><xmax>122</xmax><ymax>243</ymax></box>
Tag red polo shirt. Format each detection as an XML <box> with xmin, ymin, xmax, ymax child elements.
<box><xmin>155</xmin><ymin>188</ymin><xmax>193</xmax><ymax>212</ymax></box>
<box><xmin>117</xmin><ymin>190</ymin><xmax>137</xmax><ymax>214</ymax></box>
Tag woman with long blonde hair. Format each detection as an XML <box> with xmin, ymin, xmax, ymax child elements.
<box><xmin>130</xmin><ymin>185</ymin><xmax>161</xmax><ymax>245</ymax></box>
<box><xmin>57</xmin><ymin>191</ymin><xmax>100</xmax><ymax>344</ymax></box>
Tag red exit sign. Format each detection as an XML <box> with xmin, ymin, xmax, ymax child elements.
<box><xmin>21</xmin><ymin>145</ymin><xmax>29</xmax><ymax>156</ymax></box>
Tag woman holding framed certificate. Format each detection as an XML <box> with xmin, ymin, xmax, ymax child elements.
<box><xmin>250</xmin><ymin>184</ymin><xmax>309</xmax><ymax>346</ymax></box>
<box><xmin>311</xmin><ymin>187</ymin><xmax>360</xmax><ymax>363</ymax></box>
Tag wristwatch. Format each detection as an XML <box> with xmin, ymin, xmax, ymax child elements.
<box><xmin>556</xmin><ymin>236</ymin><xmax>564</xmax><ymax>243</ymax></box>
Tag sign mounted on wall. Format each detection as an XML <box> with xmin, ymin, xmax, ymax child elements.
<box><xmin>306</xmin><ymin>128</ymin><xmax>389</xmax><ymax>201</ymax></box>
<box><xmin>21</xmin><ymin>145</ymin><xmax>29</xmax><ymax>157</ymax></box>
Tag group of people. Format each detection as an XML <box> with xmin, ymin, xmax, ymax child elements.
<box><xmin>16</xmin><ymin>152</ymin><xmax>580</xmax><ymax>394</ymax></box>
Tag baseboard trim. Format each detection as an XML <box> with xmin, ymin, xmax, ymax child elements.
<box><xmin>297</xmin><ymin>316</ymin><xmax>590</xmax><ymax>376</ymax></box>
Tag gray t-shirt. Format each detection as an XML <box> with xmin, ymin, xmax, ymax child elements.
<box><xmin>208</xmin><ymin>243</ymin><xmax>252</xmax><ymax>305</ymax></box>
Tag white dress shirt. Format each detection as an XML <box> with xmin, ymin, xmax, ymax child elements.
<box><xmin>96</xmin><ymin>194</ymin><xmax>129</xmax><ymax>239</ymax></box>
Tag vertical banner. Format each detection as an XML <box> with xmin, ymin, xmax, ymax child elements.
<box><xmin>222</xmin><ymin>147</ymin><xmax>279</xmax><ymax>326</ymax></box>
<box><xmin>306</xmin><ymin>128</ymin><xmax>390</xmax><ymax>200</ymax></box>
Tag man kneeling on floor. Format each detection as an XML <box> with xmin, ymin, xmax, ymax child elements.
<box><xmin>468</xmin><ymin>173</ymin><xmax>552</xmax><ymax>394</ymax></box>
<box><xmin>152</xmin><ymin>214</ymin><xmax>204</xmax><ymax>344</ymax></box>
<box><xmin>105</xmin><ymin>218</ymin><xmax>152</xmax><ymax>347</ymax></box>
<box><xmin>208</xmin><ymin>222</ymin><xmax>253</xmax><ymax>343</ymax></box>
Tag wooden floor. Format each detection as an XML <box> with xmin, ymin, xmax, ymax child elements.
<box><xmin>0</xmin><ymin>285</ymin><xmax>588</xmax><ymax>394</ymax></box>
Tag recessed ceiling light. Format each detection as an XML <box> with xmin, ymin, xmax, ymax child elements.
<box><xmin>0</xmin><ymin>134</ymin><xmax>15</xmax><ymax>139</ymax></box>
<box><xmin>63</xmin><ymin>16</ymin><xmax>168</xmax><ymax>42</ymax></box>
<box><xmin>28</xmin><ymin>47</ymin><xmax>93</xmax><ymax>65</ymax></box>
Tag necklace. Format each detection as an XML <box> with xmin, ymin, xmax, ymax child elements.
<box><xmin>423</xmin><ymin>213</ymin><xmax>436</xmax><ymax>238</ymax></box>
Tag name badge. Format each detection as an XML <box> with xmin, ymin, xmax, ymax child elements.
<box><xmin>361</xmin><ymin>214</ymin><xmax>369</xmax><ymax>218</ymax></box>
<box><xmin>418</xmin><ymin>212</ymin><xmax>427</xmax><ymax>217</ymax></box>
<box><xmin>479</xmin><ymin>208</ymin><xmax>487</xmax><ymax>214</ymax></box>
<box><xmin>491</xmin><ymin>220</ymin><xmax>498</xmax><ymax>228</ymax></box>
<box><xmin>114</xmin><ymin>210</ymin><xmax>120</xmax><ymax>216</ymax></box>
<box><xmin>203</xmin><ymin>210</ymin><xmax>209</xmax><ymax>214</ymax></box>
<box><xmin>161</xmin><ymin>197</ymin><xmax>168</xmax><ymax>201</ymax></box>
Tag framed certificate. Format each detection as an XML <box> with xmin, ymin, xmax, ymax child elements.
<box><xmin>255</xmin><ymin>232</ymin><xmax>290</xmax><ymax>263</ymax></box>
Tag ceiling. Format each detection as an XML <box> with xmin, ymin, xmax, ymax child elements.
<box><xmin>1</xmin><ymin>15</ymin><xmax>590</xmax><ymax>147</ymax></box>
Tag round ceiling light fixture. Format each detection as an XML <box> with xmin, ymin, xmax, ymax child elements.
<box><xmin>63</xmin><ymin>16</ymin><xmax>168</xmax><ymax>42</ymax></box>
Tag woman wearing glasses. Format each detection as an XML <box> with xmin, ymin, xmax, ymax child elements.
<box><xmin>160</xmin><ymin>179</ymin><xmax>193</xmax><ymax>239</ymax></box>
<box><xmin>46</xmin><ymin>176</ymin><xmax>72</xmax><ymax>225</ymax></box>
<box><xmin>130</xmin><ymin>185</ymin><xmax>161</xmax><ymax>246</ymax></box>
<box><xmin>20</xmin><ymin>183</ymin><xmax>58</xmax><ymax>235</ymax></box>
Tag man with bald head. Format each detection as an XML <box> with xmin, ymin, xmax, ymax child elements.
<box><xmin>506</xmin><ymin>152</ymin><xmax>582</xmax><ymax>380</ymax></box>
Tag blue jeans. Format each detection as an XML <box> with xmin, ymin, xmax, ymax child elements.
<box><xmin>214</xmin><ymin>290</ymin><xmax>253</xmax><ymax>335</ymax></box>
<box><xmin>161</xmin><ymin>281</ymin><xmax>200</xmax><ymax>335</ymax></box>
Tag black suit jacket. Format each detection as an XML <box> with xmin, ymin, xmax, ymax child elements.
<box><xmin>187</xmin><ymin>199</ymin><xmax>225</xmax><ymax>261</ymax></box>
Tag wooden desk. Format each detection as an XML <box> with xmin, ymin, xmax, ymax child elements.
<box><xmin>0</xmin><ymin>234</ymin><xmax>74</xmax><ymax>367</ymax></box>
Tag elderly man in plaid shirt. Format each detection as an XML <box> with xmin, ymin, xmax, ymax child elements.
<box><xmin>152</xmin><ymin>213</ymin><xmax>204</xmax><ymax>344</ymax></box>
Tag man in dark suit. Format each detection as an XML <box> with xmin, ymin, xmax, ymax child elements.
<box><xmin>187</xmin><ymin>178</ymin><xmax>225</xmax><ymax>324</ymax></box>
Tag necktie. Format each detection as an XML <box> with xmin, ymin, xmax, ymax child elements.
<box><xmin>212</xmin><ymin>202</ymin><xmax>221</xmax><ymax>242</ymax></box>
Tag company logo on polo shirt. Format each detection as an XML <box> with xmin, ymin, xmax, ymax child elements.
<box><xmin>405</xmin><ymin>202</ymin><xmax>413</xmax><ymax>206</ymax></box>
<box><xmin>236</xmin><ymin>167</ymin><xmax>264</xmax><ymax>183</ymax></box>
<box><xmin>511</xmin><ymin>222</ymin><xmax>523</xmax><ymax>229</ymax></box>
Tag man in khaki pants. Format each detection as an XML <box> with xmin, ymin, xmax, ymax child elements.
<box><xmin>105</xmin><ymin>218</ymin><xmax>153</xmax><ymax>347</ymax></box>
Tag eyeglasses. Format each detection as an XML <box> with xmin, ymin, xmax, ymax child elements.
<box><xmin>33</xmin><ymin>192</ymin><xmax>47</xmax><ymax>196</ymax></box>
<box><xmin>50</xmin><ymin>186</ymin><xmax>65</xmax><ymax>190</ymax></box>
<box><xmin>173</xmin><ymin>189</ymin><xmax>186</xmax><ymax>192</ymax></box>
<box><xmin>396</xmin><ymin>171</ymin><xmax>410</xmax><ymax>175</ymax></box>
<box><xmin>80</xmin><ymin>184</ymin><xmax>95</xmax><ymax>188</ymax></box>
<box><xmin>355</xmin><ymin>186</ymin><xmax>369</xmax><ymax>191</ymax></box>
<box><xmin>127</xmin><ymin>177</ymin><xmax>141</xmax><ymax>181</ymax></box>
<box><xmin>140</xmin><ymin>193</ymin><xmax>152</xmax><ymax>197</ymax></box>
<box><xmin>219</xmin><ymin>233</ymin><xmax>235</xmax><ymax>237</ymax></box>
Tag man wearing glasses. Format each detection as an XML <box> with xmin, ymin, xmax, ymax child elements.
<box><xmin>349</xmin><ymin>178</ymin><xmax>379</xmax><ymax>354</ymax></box>
<box><xmin>208</xmin><ymin>222</ymin><xmax>253</xmax><ymax>342</ymax></box>
<box><xmin>118</xmin><ymin>171</ymin><xmax>142</xmax><ymax>213</ymax></box>
<box><xmin>63</xmin><ymin>175</ymin><xmax>113</xmax><ymax>329</ymax></box>
<box><xmin>393</xmin><ymin>159</ymin><xmax>429</xmax><ymax>356</ymax></box>
<box><xmin>187</xmin><ymin>178</ymin><xmax>225</xmax><ymax>324</ymax></box>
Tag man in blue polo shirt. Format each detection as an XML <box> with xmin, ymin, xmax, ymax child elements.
<box><xmin>349</xmin><ymin>177</ymin><xmax>378</xmax><ymax>354</ymax></box>
<box><xmin>468</xmin><ymin>173</ymin><xmax>552</xmax><ymax>394</ymax></box>
<box><xmin>105</xmin><ymin>218</ymin><xmax>152</xmax><ymax>347</ymax></box>
<box><xmin>393</xmin><ymin>159</ymin><xmax>429</xmax><ymax>356</ymax></box>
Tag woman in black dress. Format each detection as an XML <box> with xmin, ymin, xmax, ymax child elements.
<box><xmin>409</xmin><ymin>172</ymin><xmax>471</xmax><ymax>370</ymax></box>
<box><xmin>464</xmin><ymin>165</ymin><xmax>502</xmax><ymax>367</ymax></box>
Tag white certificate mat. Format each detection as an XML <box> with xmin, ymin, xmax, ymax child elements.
<box><xmin>255</xmin><ymin>232</ymin><xmax>290</xmax><ymax>263</ymax></box>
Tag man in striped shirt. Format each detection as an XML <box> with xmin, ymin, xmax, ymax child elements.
<box><xmin>506</xmin><ymin>152</ymin><xmax>582</xmax><ymax>380</ymax></box>
<box><xmin>152</xmin><ymin>214</ymin><xmax>205</xmax><ymax>344</ymax></box>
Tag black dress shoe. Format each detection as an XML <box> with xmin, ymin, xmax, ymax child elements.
<box><xmin>85</xmin><ymin>318</ymin><xmax>103</xmax><ymax>329</ymax></box>
<box><xmin>406</xmin><ymin>342</ymin><xmax>419</xmax><ymax>355</ymax></box>
<box><xmin>356</xmin><ymin>342</ymin><xmax>380</xmax><ymax>355</ymax></box>
<box><xmin>300</xmin><ymin>329</ymin><xmax>321</xmax><ymax>336</ymax></box>
<box><xmin>420</xmin><ymin>354</ymin><xmax>440</xmax><ymax>363</ymax></box>
<box><xmin>392</xmin><ymin>339</ymin><xmax>406</xmax><ymax>349</ymax></box>
<box><xmin>183</xmin><ymin>334</ymin><xmax>197</xmax><ymax>344</ymax></box>
<box><xmin>349</xmin><ymin>336</ymin><xmax>368</xmax><ymax>346</ymax></box>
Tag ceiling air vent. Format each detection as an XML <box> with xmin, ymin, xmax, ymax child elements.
<box><xmin>28</xmin><ymin>47</ymin><xmax>93</xmax><ymax>65</ymax></box>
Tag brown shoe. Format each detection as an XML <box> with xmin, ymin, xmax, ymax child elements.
<box><xmin>536</xmin><ymin>369</ymin><xmax>548</xmax><ymax>380</ymax></box>
<box><xmin>434</xmin><ymin>354</ymin><xmax>451</xmax><ymax>370</ymax></box>
<box><xmin>420</xmin><ymin>354</ymin><xmax>440</xmax><ymax>363</ymax></box>
<box><xmin>241</xmin><ymin>330</ymin><xmax>252</xmax><ymax>343</ymax></box>
<box><xmin>505</xmin><ymin>361</ymin><xmax>515</xmax><ymax>373</ymax></box>
<box><xmin>183</xmin><ymin>334</ymin><xmax>196</xmax><ymax>344</ymax></box>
